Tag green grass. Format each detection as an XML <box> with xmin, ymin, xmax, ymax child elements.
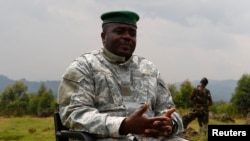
<box><xmin>0</xmin><ymin>113</ymin><xmax>246</xmax><ymax>141</ymax></box>
<box><xmin>0</xmin><ymin>116</ymin><xmax>54</xmax><ymax>141</ymax></box>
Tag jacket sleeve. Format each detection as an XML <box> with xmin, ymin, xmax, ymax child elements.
<box><xmin>155</xmin><ymin>76</ymin><xmax>185</xmax><ymax>135</ymax></box>
<box><xmin>57</xmin><ymin>61</ymin><xmax>126</xmax><ymax>138</ymax></box>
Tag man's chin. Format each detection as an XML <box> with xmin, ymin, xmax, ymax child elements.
<box><xmin>121</xmin><ymin>48</ymin><xmax>134</xmax><ymax>54</ymax></box>
<box><xmin>119</xmin><ymin>51</ymin><xmax>132</xmax><ymax>57</ymax></box>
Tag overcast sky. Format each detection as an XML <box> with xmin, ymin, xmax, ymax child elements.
<box><xmin>1</xmin><ymin>0</ymin><xmax>250</xmax><ymax>84</ymax></box>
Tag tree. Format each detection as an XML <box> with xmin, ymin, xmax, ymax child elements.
<box><xmin>38</xmin><ymin>83</ymin><xmax>47</xmax><ymax>96</ymax></box>
<box><xmin>171</xmin><ymin>79</ymin><xmax>194</xmax><ymax>108</ymax></box>
<box><xmin>231</xmin><ymin>73</ymin><xmax>250</xmax><ymax>116</ymax></box>
<box><xmin>27</xmin><ymin>93</ymin><xmax>39</xmax><ymax>115</ymax></box>
<box><xmin>0</xmin><ymin>81</ymin><xmax>28</xmax><ymax>116</ymax></box>
<box><xmin>167</xmin><ymin>83</ymin><xmax>178</xmax><ymax>97</ymax></box>
<box><xmin>36</xmin><ymin>83</ymin><xmax>58</xmax><ymax>117</ymax></box>
<box><xmin>179</xmin><ymin>79</ymin><xmax>194</xmax><ymax>108</ymax></box>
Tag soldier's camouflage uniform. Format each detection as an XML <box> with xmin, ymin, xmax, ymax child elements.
<box><xmin>182</xmin><ymin>85</ymin><xmax>213</xmax><ymax>132</ymax></box>
<box><xmin>57</xmin><ymin>48</ymin><xmax>187</xmax><ymax>141</ymax></box>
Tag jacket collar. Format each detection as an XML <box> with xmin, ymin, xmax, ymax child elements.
<box><xmin>102</xmin><ymin>48</ymin><xmax>128</xmax><ymax>64</ymax></box>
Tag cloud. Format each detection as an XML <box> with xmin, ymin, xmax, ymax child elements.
<box><xmin>0</xmin><ymin>0</ymin><xmax>249</xmax><ymax>83</ymax></box>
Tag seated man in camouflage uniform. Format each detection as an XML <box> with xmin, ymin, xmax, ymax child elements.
<box><xmin>182</xmin><ymin>77</ymin><xmax>213</xmax><ymax>132</ymax></box>
<box><xmin>57</xmin><ymin>10</ymin><xmax>188</xmax><ymax>141</ymax></box>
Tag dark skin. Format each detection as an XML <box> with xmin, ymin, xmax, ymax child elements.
<box><xmin>101</xmin><ymin>23</ymin><xmax>137</xmax><ymax>60</ymax></box>
<box><xmin>101</xmin><ymin>22</ymin><xmax>175</xmax><ymax>138</ymax></box>
<box><xmin>120</xmin><ymin>104</ymin><xmax>176</xmax><ymax>138</ymax></box>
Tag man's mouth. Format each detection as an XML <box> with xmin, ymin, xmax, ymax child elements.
<box><xmin>120</xmin><ymin>43</ymin><xmax>131</xmax><ymax>48</ymax></box>
<box><xmin>120</xmin><ymin>45</ymin><xmax>131</xmax><ymax>51</ymax></box>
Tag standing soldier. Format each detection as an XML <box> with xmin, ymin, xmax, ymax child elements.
<box><xmin>182</xmin><ymin>77</ymin><xmax>213</xmax><ymax>133</ymax></box>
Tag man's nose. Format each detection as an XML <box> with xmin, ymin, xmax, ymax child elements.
<box><xmin>122</xmin><ymin>31</ymin><xmax>132</xmax><ymax>39</ymax></box>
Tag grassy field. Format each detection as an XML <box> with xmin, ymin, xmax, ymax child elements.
<box><xmin>0</xmin><ymin>113</ymin><xmax>246</xmax><ymax>141</ymax></box>
<box><xmin>0</xmin><ymin>116</ymin><xmax>55</xmax><ymax>141</ymax></box>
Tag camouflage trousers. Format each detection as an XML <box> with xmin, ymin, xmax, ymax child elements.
<box><xmin>182</xmin><ymin>108</ymin><xmax>209</xmax><ymax>131</ymax></box>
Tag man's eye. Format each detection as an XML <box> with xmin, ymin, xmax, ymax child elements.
<box><xmin>129</xmin><ymin>31</ymin><xmax>136</xmax><ymax>37</ymax></box>
<box><xmin>114</xmin><ymin>28</ymin><xmax>136</xmax><ymax>37</ymax></box>
<box><xmin>115</xmin><ymin>29</ymin><xmax>124</xmax><ymax>34</ymax></box>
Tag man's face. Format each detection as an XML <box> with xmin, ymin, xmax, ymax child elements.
<box><xmin>101</xmin><ymin>23</ymin><xmax>137</xmax><ymax>59</ymax></box>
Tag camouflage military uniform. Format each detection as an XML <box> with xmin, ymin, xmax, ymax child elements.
<box><xmin>182</xmin><ymin>85</ymin><xmax>213</xmax><ymax>131</ymax></box>
<box><xmin>57</xmin><ymin>48</ymin><xmax>187</xmax><ymax>141</ymax></box>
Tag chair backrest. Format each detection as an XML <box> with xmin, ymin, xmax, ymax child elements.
<box><xmin>54</xmin><ymin>112</ymin><xmax>69</xmax><ymax>141</ymax></box>
<box><xmin>54</xmin><ymin>112</ymin><xmax>69</xmax><ymax>130</ymax></box>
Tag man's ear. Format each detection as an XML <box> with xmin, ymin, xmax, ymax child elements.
<box><xmin>101</xmin><ymin>32</ymin><xmax>105</xmax><ymax>38</ymax></box>
<box><xmin>101</xmin><ymin>32</ymin><xmax>105</xmax><ymax>44</ymax></box>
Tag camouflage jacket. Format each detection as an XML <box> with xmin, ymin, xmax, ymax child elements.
<box><xmin>190</xmin><ymin>85</ymin><xmax>213</xmax><ymax>109</ymax></box>
<box><xmin>57</xmin><ymin>48</ymin><xmax>184</xmax><ymax>141</ymax></box>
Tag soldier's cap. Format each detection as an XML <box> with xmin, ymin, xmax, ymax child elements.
<box><xmin>101</xmin><ymin>10</ymin><xmax>140</xmax><ymax>27</ymax></box>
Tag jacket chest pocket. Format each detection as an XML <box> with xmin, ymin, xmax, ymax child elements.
<box><xmin>131</xmin><ymin>71</ymin><xmax>157</xmax><ymax>104</ymax></box>
<box><xmin>93</xmin><ymin>72</ymin><xmax>124</xmax><ymax>111</ymax></box>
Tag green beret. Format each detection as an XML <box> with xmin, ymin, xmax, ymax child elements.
<box><xmin>101</xmin><ymin>10</ymin><xmax>140</xmax><ymax>26</ymax></box>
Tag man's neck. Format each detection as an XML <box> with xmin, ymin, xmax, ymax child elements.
<box><xmin>102</xmin><ymin>48</ymin><xmax>127</xmax><ymax>63</ymax></box>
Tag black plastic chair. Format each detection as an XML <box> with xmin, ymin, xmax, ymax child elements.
<box><xmin>53</xmin><ymin>112</ymin><xmax>95</xmax><ymax>141</ymax></box>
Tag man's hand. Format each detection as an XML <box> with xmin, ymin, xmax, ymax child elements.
<box><xmin>142</xmin><ymin>108</ymin><xmax>176</xmax><ymax>138</ymax></box>
<box><xmin>119</xmin><ymin>104</ymin><xmax>169</xmax><ymax>135</ymax></box>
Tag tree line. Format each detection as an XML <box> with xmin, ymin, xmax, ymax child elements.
<box><xmin>0</xmin><ymin>73</ymin><xmax>250</xmax><ymax>117</ymax></box>
<box><xmin>0</xmin><ymin>81</ymin><xmax>57</xmax><ymax>117</ymax></box>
